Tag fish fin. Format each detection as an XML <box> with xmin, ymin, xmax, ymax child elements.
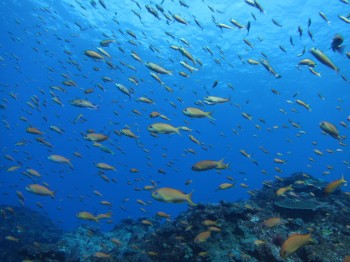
<box><xmin>186</xmin><ymin>191</ymin><xmax>197</xmax><ymax>206</ymax></box>
<box><xmin>207</xmin><ymin>112</ymin><xmax>215</xmax><ymax>120</ymax></box>
<box><xmin>338</xmin><ymin>45</ymin><xmax>345</xmax><ymax>54</ymax></box>
<box><xmin>341</xmin><ymin>174</ymin><xmax>347</xmax><ymax>183</ymax></box>
<box><xmin>217</xmin><ymin>159</ymin><xmax>229</xmax><ymax>169</ymax></box>
<box><xmin>50</xmin><ymin>192</ymin><xmax>56</xmax><ymax>199</ymax></box>
<box><xmin>68</xmin><ymin>161</ymin><xmax>74</xmax><ymax>169</ymax></box>
<box><xmin>175</xmin><ymin>127</ymin><xmax>182</xmax><ymax>136</ymax></box>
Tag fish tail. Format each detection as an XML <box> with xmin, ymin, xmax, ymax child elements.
<box><xmin>186</xmin><ymin>191</ymin><xmax>197</xmax><ymax>206</ymax></box>
<box><xmin>341</xmin><ymin>174</ymin><xmax>347</xmax><ymax>183</ymax></box>
<box><xmin>175</xmin><ymin>127</ymin><xmax>182</xmax><ymax>136</ymax></box>
<box><xmin>50</xmin><ymin>192</ymin><xmax>56</xmax><ymax>199</ymax></box>
<box><xmin>207</xmin><ymin>112</ymin><xmax>215</xmax><ymax>120</ymax></box>
<box><xmin>218</xmin><ymin>159</ymin><xmax>229</xmax><ymax>169</ymax></box>
<box><xmin>338</xmin><ymin>45</ymin><xmax>345</xmax><ymax>54</ymax></box>
<box><xmin>68</xmin><ymin>161</ymin><xmax>74</xmax><ymax>169</ymax></box>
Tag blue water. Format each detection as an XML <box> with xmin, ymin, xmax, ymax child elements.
<box><xmin>0</xmin><ymin>0</ymin><xmax>349</xmax><ymax>231</ymax></box>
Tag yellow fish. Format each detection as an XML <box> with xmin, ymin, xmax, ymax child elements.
<box><xmin>76</xmin><ymin>211</ymin><xmax>99</xmax><ymax>223</ymax></box>
<box><xmin>280</xmin><ymin>233</ymin><xmax>313</xmax><ymax>258</ymax></box>
<box><xmin>26</xmin><ymin>184</ymin><xmax>55</xmax><ymax>198</ymax></box>
<box><xmin>152</xmin><ymin>187</ymin><xmax>196</xmax><ymax>206</ymax></box>
<box><xmin>192</xmin><ymin>159</ymin><xmax>229</xmax><ymax>171</ymax></box>
<box><xmin>48</xmin><ymin>154</ymin><xmax>73</xmax><ymax>169</ymax></box>
<box><xmin>276</xmin><ymin>185</ymin><xmax>293</xmax><ymax>196</ymax></box>
<box><xmin>324</xmin><ymin>175</ymin><xmax>347</xmax><ymax>194</ymax></box>
<box><xmin>183</xmin><ymin>107</ymin><xmax>214</xmax><ymax>120</ymax></box>
<box><xmin>147</xmin><ymin>123</ymin><xmax>181</xmax><ymax>135</ymax></box>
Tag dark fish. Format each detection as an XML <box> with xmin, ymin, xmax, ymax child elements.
<box><xmin>212</xmin><ymin>80</ymin><xmax>219</xmax><ymax>88</ymax></box>
<box><xmin>254</xmin><ymin>0</ymin><xmax>264</xmax><ymax>13</ymax></box>
<box><xmin>308</xmin><ymin>29</ymin><xmax>314</xmax><ymax>42</ymax></box>
<box><xmin>290</xmin><ymin>36</ymin><xmax>294</xmax><ymax>47</ymax></box>
<box><xmin>279</xmin><ymin>45</ymin><xmax>287</xmax><ymax>53</ymax></box>
<box><xmin>297</xmin><ymin>26</ymin><xmax>303</xmax><ymax>38</ymax></box>
<box><xmin>307</xmin><ymin>18</ymin><xmax>312</xmax><ymax>28</ymax></box>
<box><xmin>145</xmin><ymin>5</ymin><xmax>160</xmax><ymax>19</ymax></box>
<box><xmin>331</xmin><ymin>34</ymin><xmax>345</xmax><ymax>53</ymax></box>
<box><xmin>193</xmin><ymin>16</ymin><xmax>203</xmax><ymax>30</ymax></box>
<box><xmin>246</xmin><ymin>21</ymin><xmax>251</xmax><ymax>34</ymax></box>
<box><xmin>179</xmin><ymin>0</ymin><xmax>189</xmax><ymax>8</ymax></box>
<box><xmin>98</xmin><ymin>0</ymin><xmax>106</xmax><ymax>9</ymax></box>
<box><xmin>251</xmin><ymin>13</ymin><xmax>256</xmax><ymax>21</ymax></box>
<box><xmin>272</xmin><ymin>19</ymin><xmax>282</xmax><ymax>27</ymax></box>
<box><xmin>131</xmin><ymin>0</ymin><xmax>141</xmax><ymax>9</ymax></box>
<box><xmin>90</xmin><ymin>0</ymin><xmax>97</xmax><ymax>8</ymax></box>
<box><xmin>156</xmin><ymin>4</ymin><xmax>164</xmax><ymax>13</ymax></box>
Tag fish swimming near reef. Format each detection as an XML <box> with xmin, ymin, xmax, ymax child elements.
<box><xmin>324</xmin><ymin>175</ymin><xmax>347</xmax><ymax>194</ymax></box>
<box><xmin>151</xmin><ymin>187</ymin><xmax>196</xmax><ymax>206</ymax></box>
<box><xmin>280</xmin><ymin>233</ymin><xmax>313</xmax><ymax>258</ymax></box>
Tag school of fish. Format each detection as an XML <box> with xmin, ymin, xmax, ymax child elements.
<box><xmin>0</xmin><ymin>0</ymin><xmax>349</xmax><ymax>258</ymax></box>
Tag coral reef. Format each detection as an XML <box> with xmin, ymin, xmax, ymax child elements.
<box><xmin>1</xmin><ymin>172</ymin><xmax>349</xmax><ymax>261</ymax></box>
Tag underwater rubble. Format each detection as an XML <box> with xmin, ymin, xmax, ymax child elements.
<box><xmin>1</xmin><ymin>172</ymin><xmax>350</xmax><ymax>262</ymax></box>
<box><xmin>0</xmin><ymin>205</ymin><xmax>63</xmax><ymax>262</ymax></box>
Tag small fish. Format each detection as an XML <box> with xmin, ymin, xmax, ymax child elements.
<box><xmin>297</xmin><ymin>26</ymin><xmax>303</xmax><ymax>38</ymax></box>
<box><xmin>192</xmin><ymin>159</ymin><xmax>229</xmax><ymax>171</ymax></box>
<box><xmin>147</xmin><ymin>123</ymin><xmax>181</xmax><ymax>135</ymax></box>
<box><xmin>276</xmin><ymin>185</ymin><xmax>293</xmax><ymax>196</ymax></box>
<box><xmin>297</xmin><ymin>59</ymin><xmax>316</xmax><ymax>68</ymax></box>
<box><xmin>145</xmin><ymin>62</ymin><xmax>172</xmax><ymax>75</ymax></box>
<box><xmin>310</xmin><ymin>48</ymin><xmax>339</xmax><ymax>72</ymax></box>
<box><xmin>324</xmin><ymin>175</ymin><xmax>347</xmax><ymax>194</ymax></box>
<box><xmin>152</xmin><ymin>187</ymin><xmax>196</xmax><ymax>206</ymax></box>
<box><xmin>319</xmin><ymin>121</ymin><xmax>340</xmax><ymax>139</ymax></box>
<box><xmin>70</xmin><ymin>99</ymin><xmax>98</xmax><ymax>109</ymax></box>
<box><xmin>26</xmin><ymin>184</ymin><xmax>55</xmax><ymax>198</ymax></box>
<box><xmin>48</xmin><ymin>154</ymin><xmax>73</xmax><ymax>168</ymax></box>
<box><xmin>194</xmin><ymin>231</ymin><xmax>211</xmax><ymax>243</ymax></box>
<box><xmin>260</xmin><ymin>59</ymin><xmax>281</xmax><ymax>78</ymax></box>
<box><xmin>280</xmin><ymin>233</ymin><xmax>313</xmax><ymax>258</ymax></box>
<box><xmin>84</xmin><ymin>133</ymin><xmax>108</xmax><ymax>142</ymax></box>
<box><xmin>319</xmin><ymin>12</ymin><xmax>330</xmax><ymax>24</ymax></box>
<box><xmin>183</xmin><ymin>107</ymin><xmax>214</xmax><ymax>120</ymax></box>
<box><xmin>263</xmin><ymin>217</ymin><xmax>282</xmax><ymax>228</ymax></box>
<box><xmin>84</xmin><ymin>50</ymin><xmax>104</xmax><ymax>59</ymax></box>
<box><xmin>296</xmin><ymin>99</ymin><xmax>311</xmax><ymax>111</ymax></box>
<box><xmin>76</xmin><ymin>211</ymin><xmax>99</xmax><ymax>223</ymax></box>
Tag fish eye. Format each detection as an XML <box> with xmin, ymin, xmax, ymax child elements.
<box><xmin>149</xmin><ymin>125</ymin><xmax>153</xmax><ymax>128</ymax></box>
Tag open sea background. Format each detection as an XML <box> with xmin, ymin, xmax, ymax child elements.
<box><xmin>0</xmin><ymin>0</ymin><xmax>349</xmax><ymax>232</ymax></box>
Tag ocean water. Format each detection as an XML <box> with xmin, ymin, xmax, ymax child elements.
<box><xmin>0</xmin><ymin>0</ymin><xmax>349</xmax><ymax>232</ymax></box>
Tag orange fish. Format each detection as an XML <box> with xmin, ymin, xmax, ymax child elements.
<box><xmin>263</xmin><ymin>217</ymin><xmax>282</xmax><ymax>228</ymax></box>
<box><xmin>76</xmin><ymin>211</ymin><xmax>99</xmax><ymax>223</ymax></box>
<box><xmin>191</xmin><ymin>159</ymin><xmax>229</xmax><ymax>171</ymax></box>
<box><xmin>25</xmin><ymin>184</ymin><xmax>55</xmax><ymax>198</ymax></box>
<box><xmin>280</xmin><ymin>233</ymin><xmax>313</xmax><ymax>258</ymax></box>
<box><xmin>276</xmin><ymin>185</ymin><xmax>293</xmax><ymax>196</ymax></box>
<box><xmin>324</xmin><ymin>175</ymin><xmax>347</xmax><ymax>194</ymax></box>
<box><xmin>48</xmin><ymin>154</ymin><xmax>73</xmax><ymax>168</ymax></box>
<box><xmin>152</xmin><ymin>187</ymin><xmax>196</xmax><ymax>206</ymax></box>
<box><xmin>194</xmin><ymin>231</ymin><xmax>211</xmax><ymax>243</ymax></box>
